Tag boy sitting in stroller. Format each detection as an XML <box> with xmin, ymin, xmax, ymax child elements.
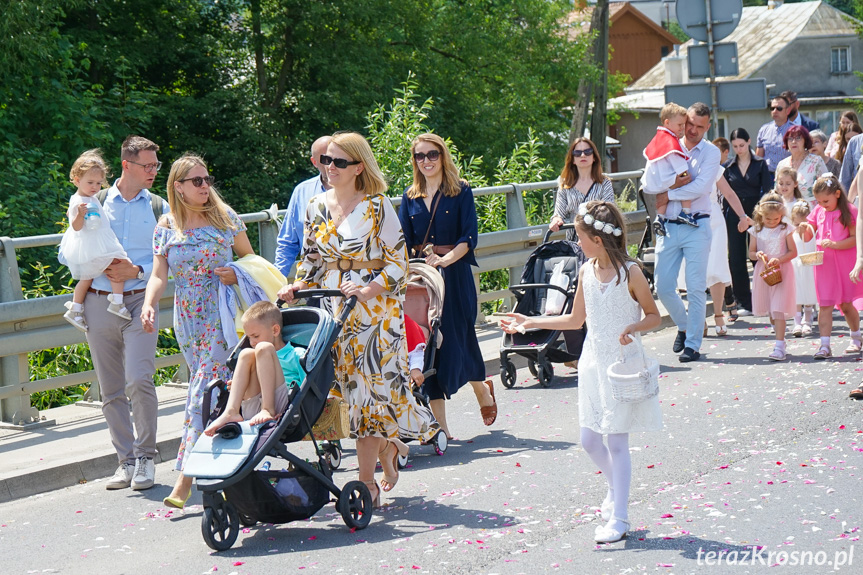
<box><xmin>204</xmin><ymin>301</ymin><xmax>304</xmax><ymax>435</ymax></box>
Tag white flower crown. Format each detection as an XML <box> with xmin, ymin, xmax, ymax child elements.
<box><xmin>578</xmin><ymin>204</ymin><xmax>622</xmax><ymax>237</ymax></box>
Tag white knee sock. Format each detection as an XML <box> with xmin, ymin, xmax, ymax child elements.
<box><xmin>109</xmin><ymin>294</ymin><xmax>124</xmax><ymax>305</ymax></box>
<box><xmin>794</xmin><ymin>312</ymin><xmax>802</xmax><ymax>325</ymax></box>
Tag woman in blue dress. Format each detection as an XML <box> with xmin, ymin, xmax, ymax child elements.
<box><xmin>398</xmin><ymin>133</ymin><xmax>496</xmax><ymax>439</ymax></box>
<box><xmin>141</xmin><ymin>154</ymin><xmax>253</xmax><ymax>509</ymax></box>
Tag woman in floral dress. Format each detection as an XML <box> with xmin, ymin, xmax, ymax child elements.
<box><xmin>141</xmin><ymin>154</ymin><xmax>253</xmax><ymax>508</ymax></box>
<box><xmin>278</xmin><ymin>132</ymin><xmax>438</xmax><ymax>506</ymax></box>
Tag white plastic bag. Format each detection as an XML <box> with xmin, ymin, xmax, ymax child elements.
<box><xmin>544</xmin><ymin>260</ymin><xmax>570</xmax><ymax>316</ymax></box>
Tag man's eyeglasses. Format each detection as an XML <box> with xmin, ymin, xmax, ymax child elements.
<box><xmin>320</xmin><ymin>155</ymin><xmax>361</xmax><ymax>169</ymax></box>
<box><xmin>178</xmin><ymin>175</ymin><xmax>215</xmax><ymax>187</ymax></box>
<box><xmin>771</xmin><ymin>106</ymin><xmax>785</xmax><ymax>112</ymax></box>
<box><xmin>414</xmin><ymin>150</ymin><xmax>441</xmax><ymax>162</ymax></box>
<box><xmin>572</xmin><ymin>149</ymin><xmax>594</xmax><ymax>157</ymax></box>
<box><xmin>126</xmin><ymin>160</ymin><xmax>162</xmax><ymax>173</ymax></box>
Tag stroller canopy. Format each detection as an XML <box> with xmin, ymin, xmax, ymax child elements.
<box><xmin>405</xmin><ymin>261</ymin><xmax>445</xmax><ymax>347</ymax></box>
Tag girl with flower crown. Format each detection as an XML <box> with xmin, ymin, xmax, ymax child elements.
<box><xmin>748</xmin><ymin>193</ymin><xmax>797</xmax><ymax>361</ymax></box>
<box><xmin>501</xmin><ymin>201</ymin><xmax>662</xmax><ymax>545</ymax></box>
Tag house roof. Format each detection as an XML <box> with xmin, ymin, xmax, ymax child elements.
<box><xmin>627</xmin><ymin>1</ymin><xmax>861</xmax><ymax>92</ymax></box>
<box><xmin>567</xmin><ymin>1</ymin><xmax>679</xmax><ymax>45</ymax></box>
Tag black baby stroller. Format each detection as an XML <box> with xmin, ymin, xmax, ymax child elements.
<box><xmin>401</xmin><ymin>260</ymin><xmax>449</xmax><ymax>458</ymax></box>
<box><xmin>499</xmin><ymin>224</ymin><xmax>584</xmax><ymax>388</ymax></box>
<box><xmin>183</xmin><ymin>290</ymin><xmax>372</xmax><ymax>551</ymax></box>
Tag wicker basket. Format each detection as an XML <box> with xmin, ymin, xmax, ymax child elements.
<box><xmin>799</xmin><ymin>251</ymin><xmax>823</xmax><ymax>266</ymax></box>
<box><xmin>606</xmin><ymin>346</ymin><xmax>660</xmax><ymax>403</ymax></box>
<box><xmin>758</xmin><ymin>254</ymin><xmax>782</xmax><ymax>286</ymax></box>
<box><xmin>302</xmin><ymin>398</ymin><xmax>350</xmax><ymax>441</ymax></box>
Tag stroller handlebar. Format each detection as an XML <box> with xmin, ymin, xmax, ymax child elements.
<box><xmin>276</xmin><ymin>289</ymin><xmax>357</xmax><ymax>324</ymax></box>
<box><xmin>510</xmin><ymin>283</ymin><xmax>573</xmax><ymax>297</ymax></box>
<box><xmin>544</xmin><ymin>222</ymin><xmax>575</xmax><ymax>244</ymax></box>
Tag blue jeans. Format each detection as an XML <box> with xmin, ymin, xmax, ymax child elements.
<box><xmin>655</xmin><ymin>220</ymin><xmax>711</xmax><ymax>352</ymax></box>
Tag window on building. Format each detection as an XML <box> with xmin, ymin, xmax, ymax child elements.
<box><xmin>832</xmin><ymin>47</ymin><xmax>850</xmax><ymax>74</ymax></box>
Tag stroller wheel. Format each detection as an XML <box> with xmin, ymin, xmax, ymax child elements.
<box><xmin>397</xmin><ymin>450</ymin><xmax>409</xmax><ymax>469</ymax></box>
<box><xmin>324</xmin><ymin>441</ymin><xmax>343</xmax><ymax>470</ymax></box>
<box><xmin>527</xmin><ymin>360</ymin><xmax>538</xmax><ymax>377</ymax></box>
<box><xmin>501</xmin><ymin>361</ymin><xmax>517</xmax><ymax>389</ymax></box>
<box><xmin>338</xmin><ymin>480</ymin><xmax>373</xmax><ymax>530</ymax></box>
<box><xmin>537</xmin><ymin>360</ymin><xmax>554</xmax><ymax>388</ymax></box>
<box><xmin>432</xmin><ymin>430</ymin><xmax>448</xmax><ymax>455</ymax></box>
<box><xmin>238</xmin><ymin>512</ymin><xmax>256</xmax><ymax>527</ymax></box>
<box><xmin>202</xmin><ymin>500</ymin><xmax>240</xmax><ymax>551</ymax></box>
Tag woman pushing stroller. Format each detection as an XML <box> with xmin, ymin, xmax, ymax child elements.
<box><xmin>278</xmin><ymin>132</ymin><xmax>438</xmax><ymax>507</ymax></box>
<box><xmin>398</xmin><ymin>133</ymin><xmax>496</xmax><ymax>441</ymax></box>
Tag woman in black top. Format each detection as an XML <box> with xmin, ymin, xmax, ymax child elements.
<box><xmin>723</xmin><ymin>128</ymin><xmax>772</xmax><ymax>316</ymax></box>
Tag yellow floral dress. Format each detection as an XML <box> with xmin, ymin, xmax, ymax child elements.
<box><xmin>298</xmin><ymin>193</ymin><xmax>439</xmax><ymax>441</ymax></box>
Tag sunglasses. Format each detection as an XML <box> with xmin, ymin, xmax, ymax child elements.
<box><xmin>178</xmin><ymin>175</ymin><xmax>215</xmax><ymax>187</ymax></box>
<box><xmin>320</xmin><ymin>155</ymin><xmax>361</xmax><ymax>169</ymax></box>
<box><xmin>572</xmin><ymin>148</ymin><xmax>594</xmax><ymax>157</ymax></box>
<box><xmin>771</xmin><ymin>106</ymin><xmax>785</xmax><ymax>112</ymax></box>
<box><xmin>413</xmin><ymin>150</ymin><xmax>441</xmax><ymax>162</ymax></box>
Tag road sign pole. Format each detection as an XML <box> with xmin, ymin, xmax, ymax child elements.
<box><xmin>705</xmin><ymin>0</ymin><xmax>719</xmax><ymax>137</ymax></box>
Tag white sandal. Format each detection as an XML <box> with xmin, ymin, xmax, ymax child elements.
<box><xmin>595</xmin><ymin>516</ymin><xmax>630</xmax><ymax>543</ymax></box>
<box><xmin>714</xmin><ymin>315</ymin><xmax>727</xmax><ymax>337</ymax></box>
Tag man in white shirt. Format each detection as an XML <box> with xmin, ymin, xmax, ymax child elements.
<box><xmin>653</xmin><ymin>103</ymin><xmax>722</xmax><ymax>362</ymax></box>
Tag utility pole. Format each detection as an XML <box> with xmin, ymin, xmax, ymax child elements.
<box><xmin>704</xmin><ymin>0</ymin><xmax>719</xmax><ymax>138</ymax></box>
<box><xmin>568</xmin><ymin>2</ymin><xmax>603</xmax><ymax>146</ymax></box>
<box><xmin>589</xmin><ymin>0</ymin><xmax>610</xmax><ymax>166</ymax></box>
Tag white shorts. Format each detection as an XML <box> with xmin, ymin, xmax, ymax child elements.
<box><xmin>241</xmin><ymin>382</ymin><xmax>291</xmax><ymax>419</ymax></box>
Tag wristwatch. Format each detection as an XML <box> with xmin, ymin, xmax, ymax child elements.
<box><xmin>136</xmin><ymin>265</ymin><xmax>145</xmax><ymax>280</ymax></box>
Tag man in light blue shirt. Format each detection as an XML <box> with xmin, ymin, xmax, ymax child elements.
<box><xmin>756</xmin><ymin>96</ymin><xmax>792</xmax><ymax>177</ymax></box>
<box><xmin>84</xmin><ymin>136</ymin><xmax>169</xmax><ymax>492</ymax></box>
<box><xmin>654</xmin><ymin>103</ymin><xmax>721</xmax><ymax>363</ymax></box>
<box><xmin>274</xmin><ymin>136</ymin><xmax>332</xmax><ymax>277</ymax></box>
<box><xmin>840</xmin><ymin>133</ymin><xmax>862</xmax><ymax>193</ymax></box>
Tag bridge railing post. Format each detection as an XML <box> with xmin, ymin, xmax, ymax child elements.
<box><xmin>0</xmin><ymin>237</ymin><xmax>39</xmax><ymax>426</ymax></box>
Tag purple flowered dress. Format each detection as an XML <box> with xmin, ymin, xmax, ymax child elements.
<box><xmin>153</xmin><ymin>211</ymin><xmax>246</xmax><ymax>470</ymax></box>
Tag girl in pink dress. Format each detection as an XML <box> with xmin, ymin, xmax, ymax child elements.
<box><xmin>805</xmin><ymin>175</ymin><xmax>862</xmax><ymax>359</ymax></box>
<box><xmin>749</xmin><ymin>193</ymin><xmax>797</xmax><ymax>361</ymax></box>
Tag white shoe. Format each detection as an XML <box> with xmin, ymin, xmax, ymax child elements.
<box><xmin>105</xmin><ymin>462</ymin><xmax>135</xmax><ymax>490</ymax></box>
<box><xmin>801</xmin><ymin>323</ymin><xmax>813</xmax><ymax>336</ymax></box>
<box><xmin>737</xmin><ymin>308</ymin><xmax>753</xmax><ymax>317</ymax></box>
<box><xmin>599</xmin><ymin>496</ymin><xmax>614</xmax><ymax>522</ymax></box>
<box><xmin>792</xmin><ymin>324</ymin><xmax>803</xmax><ymax>338</ymax></box>
<box><xmin>595</xmin><ymin>516</ymin><xmax>630</xmax><ymax>543</ymax></box>
<box><xmin>107</xmin><ymin>300</ymin><xmax>132</xmax><ymax>321</ymax></box>
<box><xmin>63</xmin><ymin>301</ymin><xmax>88</xmax><ymax>332</ymax></box>
<box><xmin>131</xmin><ymin>457</ymin><xmax>155</xmax><ymax>490</ymax></box>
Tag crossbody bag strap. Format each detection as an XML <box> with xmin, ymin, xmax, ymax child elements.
<box><xmin>415</xmin><ymin>191</ymin><xmax>443</xmax><ymax>257</ymax></box>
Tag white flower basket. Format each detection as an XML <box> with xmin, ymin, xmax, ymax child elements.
<box><xmin>606</xmin><ymin>346</ymin><xmax>660</xmax><ymax>403</ymax></box>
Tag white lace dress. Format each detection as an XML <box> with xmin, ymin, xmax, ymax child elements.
<box><xmin>578</xmin><ymin>260</ymin><xmax>663</xmax><ymax>434</ymax></box>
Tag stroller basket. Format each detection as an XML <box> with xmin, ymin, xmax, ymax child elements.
<box><xmin>225</xmin><ymin>469</ymin><xmax>330</xmax><ymax>525</ymax></box>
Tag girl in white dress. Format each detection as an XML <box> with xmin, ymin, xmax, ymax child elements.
<box><xmin>790</xmin><ymin>201</ymin><xmax>817</xmax><ymax>336</ymax></box>
<box><xmin>501</xmin><ymin>201</ymin><xmax>662</xmax><ymax>544</ymax></box>
<box><xmin>58</xmin><ymin>150</ymin><xmax>131</xmax><ymax>332</ymax></box>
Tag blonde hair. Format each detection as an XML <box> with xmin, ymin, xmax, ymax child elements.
<box><xmin>407</xmin><ymin>133</ymin><xmax>465</xmax><ymax>199</ymax></box>
<box><xmin>330</xmin><ymin>132</ymin><xmax>387</xmax><ymax>196</ymax></box>
<box><xmin>752</xmin><ymin>192</ymin><xmax>788</xmax><ymax>232</ymax></box>
<box><xmin>774</xmin><ymin>166</ymin><xmax>803</xmax><ymax>200</ymax></box>
<box><xmin>69</xmin><ymin>149</ymin><xmax>110</xmax><ymax>184</ymax></box>
<box><xmin>242</xmin><ymin>300</ymin><xmax>283</xmax><ymax>331</ymax></box>
<box><xmin>660</xmin><ymin>103</ymin><xmax>687</xmax><ymax>123</ymax></box>
<box><xmin>165</xmin><ymin>154</ymin><xmax>237</xmax><ymax>234</ymax></box>
<box><xmin>790</xmin><ymin>200</ymin><xmax>811</xmax><ymax>222</ymax></box>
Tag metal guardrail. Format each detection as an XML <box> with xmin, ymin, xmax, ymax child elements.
<box><xmin>0</xmin><ymin>173</ymin><xmax>644</xmax><ymax>426</ymax></box>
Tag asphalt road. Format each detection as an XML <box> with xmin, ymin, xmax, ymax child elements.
<box><xmin>2</xmin><ymin>317</ymin><xmax>862</xmax><ymax>575</ymax></box>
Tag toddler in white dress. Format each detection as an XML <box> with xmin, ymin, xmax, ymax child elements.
<box><xmin>58</xmin><ymin>150</ymin><xmax>132</xmax><ymax>331</ymax></box>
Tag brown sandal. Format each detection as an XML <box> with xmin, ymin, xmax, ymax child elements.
<box><xmin>480</xmin><ymin>379</ymin><xmax>497</xmax><ymax>426</ymax></box>
<box><xmin>849</xmin><ymin>385</ymin><xmax>863</xmax><ymax>400</ymax></box>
